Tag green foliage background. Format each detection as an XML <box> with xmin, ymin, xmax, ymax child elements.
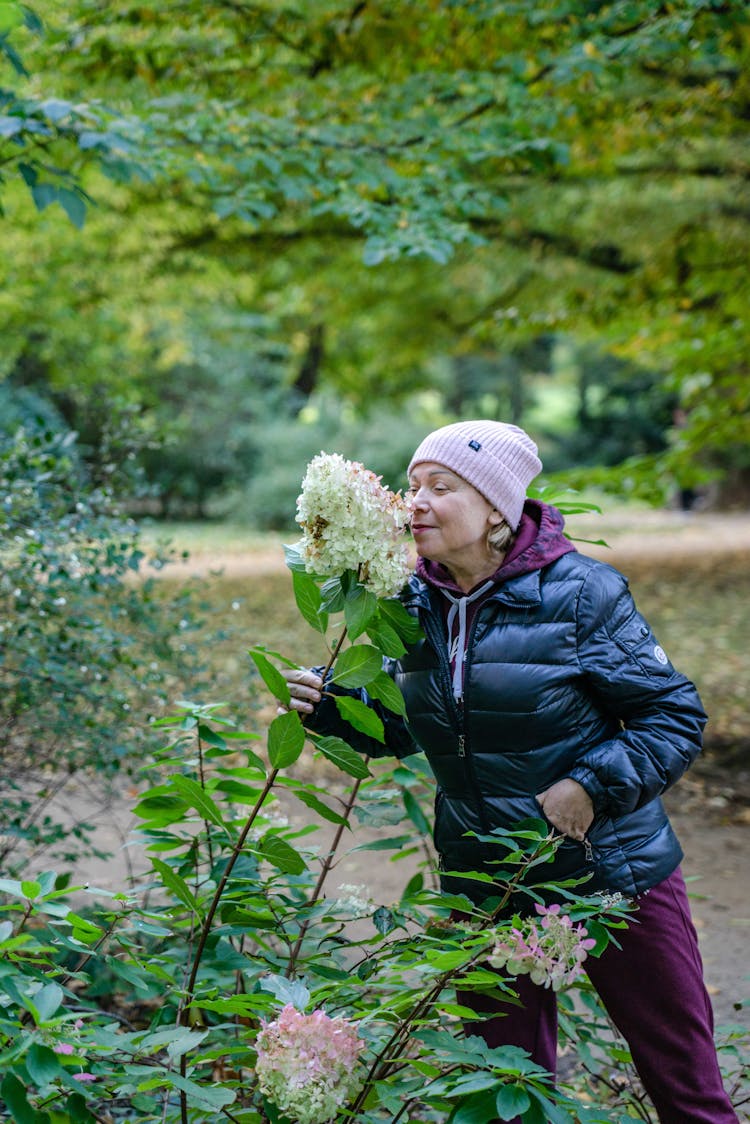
<box><xmin>1</xmin><ymin>0</ymin><xmax>749</xmax><ymax>515</ymax></box>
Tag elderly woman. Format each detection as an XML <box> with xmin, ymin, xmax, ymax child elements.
<box><xmin>282</xmin><ymin>420</ymin><xmax>738</xmax><ymax>1124</ymax></box>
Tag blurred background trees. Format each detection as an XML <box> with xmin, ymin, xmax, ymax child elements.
<box><xmin>1</xmin><ymin>0</ymin><xmax>748</xmax><ymax>520</ymax></box>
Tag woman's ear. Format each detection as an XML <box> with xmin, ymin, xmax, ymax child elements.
<box><xmin>488</xmin><ymin>508</ymin><xmax>504</xmax><ymax>527</ymax></box>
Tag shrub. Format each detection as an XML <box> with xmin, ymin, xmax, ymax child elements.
<box><xmin>0</xmin><ymin>425</ymin><xmax>203</xmax><ymax>874</ymax></box>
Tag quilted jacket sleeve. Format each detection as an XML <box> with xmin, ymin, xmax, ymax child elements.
<box><xmin>567</xmin><ymin>564</ymin><xmax>707</xmax><ymax>818</ymax></box>
<box><xmin>303</xmin><ymin>667</ymin><xmax>418</xmax><ymax>760</ymax></box>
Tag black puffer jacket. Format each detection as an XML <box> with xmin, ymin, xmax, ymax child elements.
<box><xmin>311</xmin><ymin>516</ymin><xmax>707</xmax><ymax>904</ymax></box>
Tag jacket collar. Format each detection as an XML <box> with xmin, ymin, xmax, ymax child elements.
<box><xmin>403</xmin><ymin>567</ymin><xmax>542</xmax><ymax>611</ymax></box>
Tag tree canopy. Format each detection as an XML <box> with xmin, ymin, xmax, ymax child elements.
<box><xmin>1</xmin><ymin>0</ymin><xmax>749</xmax><ymax>506</ymax></box>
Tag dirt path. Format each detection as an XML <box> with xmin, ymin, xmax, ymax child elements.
<box><xmin>155</xmin><ymin>510</ymin><xmax>750</xmax><ymax>580</ymax></box>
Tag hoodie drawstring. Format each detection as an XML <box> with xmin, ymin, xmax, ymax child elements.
<box><xmin>442</xmin><ymin>580</ymin><xmax>495</xmax><ymax>700</ymax></box>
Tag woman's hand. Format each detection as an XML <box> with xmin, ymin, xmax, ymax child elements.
<box><xmin>278</xmin><ymin>669</ymin><xmax>323</xmax><ymax>716</ymax></box>
<box><xmin>536</xmin><ymin>778</ymin><xmax>594</xmax><ymax>842</ymax></box>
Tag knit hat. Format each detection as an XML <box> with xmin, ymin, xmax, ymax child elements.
<box><xmin>407</xmin><ymin>420</ymin><xmax>542</xmax><ymax>530</ymax></box>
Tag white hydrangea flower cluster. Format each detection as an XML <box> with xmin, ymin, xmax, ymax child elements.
<box><xmin>295</xmin><ymin>452</ymin><xmax>411</xmax><ymax>598</ymax></box>
<box><xmin>489</xmin><ymin>904</ymin><xmax>596</xmax><ymax>991</ymax></box>
<box><xmin>335</xmin><ymin>882</ymin><xmax>373</xmax><ymax>918</ymax></box>
<box><xmin>255</xmin><ymin>1004</ymin><xmax>364</xmax><ymax>1124</ymax></box>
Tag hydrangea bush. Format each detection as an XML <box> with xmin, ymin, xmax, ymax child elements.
<box><xmin>1</xmin><ymin>452</ymin><xmax>746</xmax><ymax>1122</ymax></box>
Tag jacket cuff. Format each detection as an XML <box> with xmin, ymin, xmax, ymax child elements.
<box><xmin>568</xmin><ymin>766</ymin><xmax>608</xmax><ymax>815</ymax></box>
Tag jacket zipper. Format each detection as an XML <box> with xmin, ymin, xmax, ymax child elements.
<box><xmin>420</xmin><ymin>602</ymin><xmax>489</xmax><ymax>830</ymax></box>
<box><xmin>419</xmin><ymin>588</ymin><xmax>597</xmax><ymax>867</ymax></box>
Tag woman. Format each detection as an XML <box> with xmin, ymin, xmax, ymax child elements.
<box><xmin>282</xmin><ymin>420</ymin><xmax>738</xmax><ymax>1124</ymax></box>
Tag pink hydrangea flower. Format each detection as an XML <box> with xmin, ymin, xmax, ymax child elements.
<box><xmin>489</xmin><ymin>904</ymin><xmax>597</xmax><ymax>991</ymax></box>
<box><xmin>255</xmin><ymin>1004</ymin><xmax>364</xmax><ymax>1124</ymax></box>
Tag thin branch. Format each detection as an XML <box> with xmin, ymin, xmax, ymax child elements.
<box><xmin>284</xmin><ymin>769</ymin><xmax>367</xmax><ymax>977</ymax></box>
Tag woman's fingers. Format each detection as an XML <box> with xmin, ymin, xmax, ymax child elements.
<box><xmin>536</xmin><ymin>778</ymin><xmax>594</xmax><ymax>841</ymax></box>
<box><xmin>280</xmin><ymin>668</ymin><xmax>323</xmax><ymax>714</ymax></box>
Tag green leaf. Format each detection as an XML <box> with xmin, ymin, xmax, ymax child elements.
<box><xmin>170</xmin><ymin>774</ymin><xmax>226</xmax><ymax>828</ymax></box>
<box><xmin>212</xmin><ymin>779</ymin><xmax>265</xmax><ymax>803</ymax></box>
<box><xmin>446</xmin><ymin>1073</ymin><xmax>502</xmax><ymax>1096</ymax></box>
<box><xmin>29</xmin><ymin>983</ymin><xmax>63</xmax><ymax>1023</ymax></box>
<box><xmin>20</xmin><ymin>880</ymin><xmax>41</xmax><ymax>900</ymax></box>
<box><xmin>151</xmin><ymin>857</ymin><xmax>199</xmax><ymax>912</ymax></box>
<box><xmin>495</xmin><ymin>1084</ymin><xmax>531</xmax><ymax>1120</ymax></box>
<box><xmin>249</xmin><ymin>649</ymin><xmax>290</xmax><ymax>705</ymax></box>
<box><xmin>0</xmin><ymin>1074</ymin><xmax>36</xmax><ymax>1124</ymax></box>
<box><xmin>31</xmin><ymin>182</ymin><xmax>59</xmax><ymax>213</ymax></box>
<box><xmin>65</xmin><ymin>1092</ymin><xmax>96</xmax><ymax>1123</ymax></box>
<box><xmin>379</xmin><ymin>599</ymin><xmax>422</xmax><ymax>643</ymax></box>
<box><xmin>0</xmin><ymin>878</ymin><xmax>23</xmax><ymax>897</ymax></box>
<box><xmin>313</xmin><ymin>735</ymin><xmax>371</xmax><ymax>778</ymax></box>
<box><xmin>319</xmin><ymin>576</ymin><xmax>346</xmax><ymax>612</ymax></box>
<box><xmin>261</xmin><ymin>974</ymin><xmax>310</xmax><ymax>1010</ymax></box>
<box><xmin>581</xmin><ymin>917</ymin><xmax>611</xmax><ymax>956</ymax></box>
<box><xmin>136</xmin><ymin>1027</ymin><xmax>208</xmax><ymax>1061</ymax></box>
<box><xmin>25</xmin><ymin>1042</ymin><xmax>62</xmax><ymax>1087</ymax></box>
<box><xmin>56</xmin><ymin>187</ymin><xmax>86</xmax><ymax>228</ymax></box>
<box><xmin>351</xmin><ymin>834</ymin><xmax>413</xmax><ymax>852</ymax></box>
<box><xmin>330</xmin><ymin>644</ymin><xmax>382</xmax><ymax>688</ymax></box>
<box><xmin>366</xmin><ymin>614</ymin><xmax>407</xmax><ymax>657</ymax></box>
<box><xmin>343</xmin><ymin>584</ymin><xmax>378</xmax><ymax>638</ymax></box>
<box><xmin>132</xmin><ymin>793</ymin><xmax>187</xmax><ymax>825</ymax></box>
<box><xmin>373</xmin><ymin>906</ymin><xmax>397</xmax><ymax>935</ymax></box>
<box><xmin>449</xmin><ymin>1089</ymin><xmax>500</xmax><ymax>1124</ymax></box>
<box><xmin>292</xmin><ymin>569</ymin><xmax>328</xmax><ymax>634</ymax></box>
<box><xmin>197</xmin><ymin>723</ymin><xmax>228</xmax><ymax>749</ymax></box>
<box><xmin>136</xmin><ymin>1070</ymin><xmax>235</xmax><ymax>1110</ymax></box>
<box><xmin>367</xmin><ymin>669</ymin><xmax>406</xmax><ymax>715</ymax></box>
<box><xmin>260</xmin><ymin>834</ymin><xmax>307</xmax><ymax>875</ymax></box>
<box><xmin>524</xmin><ymin>1088</ymin><xmax>571</xmax><ymax>1124</ymax></box>
<box><xmin>331</xmin><ymin>695</ymin><xmax>385</xmax><ymax>742</ymax></box>
<box><xmin>283</xmin><ymin>542</ymin><xmax>306</xmax><ymax>571</ymax></box>
<box><xmin>284</xmin><ymin>784</ymin><xmax>348</xmax><ymax>825</ymax></box>
<box><xmin>0</xmin><ymin>4</ymin><xmax>24</xmax><ymax>35</ymax></box>
<box><xmin>267</xmin><ymin>710</ymin><xmax>305</xmax><ymax>768</ymax></box>
<box><xmin>403</xmin><ymin>788</ymin><xmax>431</xmax><ymax>835</ymax></box>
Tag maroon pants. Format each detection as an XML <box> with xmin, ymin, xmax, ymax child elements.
<box><xmin>457</xmin><ymin>869</ymin><xmax>738</xmax><ymax>1123</ymax></box>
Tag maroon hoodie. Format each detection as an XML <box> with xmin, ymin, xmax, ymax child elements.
<box><xmin>415</xmin><ymin>500</ymin><xmax>576</xmax><ymax>699</ymax></box>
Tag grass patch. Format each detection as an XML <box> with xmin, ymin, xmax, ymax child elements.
<box><xmin>139</xmin><ymin>520</ymin><xmax>291</xmax><ymax>557</ymax></box>
<box><xmin>617</xmin><ymin>553</ymin><xmax>749</xmax><ymax>753</ymax></box>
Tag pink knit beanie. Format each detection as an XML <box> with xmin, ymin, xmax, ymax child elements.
<box><xmin>407</xmin><ymin>420</ymin><xmax>542</xmax><ymax>530</ymax></box>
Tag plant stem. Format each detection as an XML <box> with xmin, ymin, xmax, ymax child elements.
<box><xmin>322</xmin><ymin>626</ymin><xmax>347</xmax><ymax>680</ymax></box>
<box><xmin>285</xmin><ymin>768</ymin><xmax>367</xmax><ymax>977</ymax></box>
<box><xmin>196</xmin><ymin>726</ymin><xmax>215</xmax><ymax>870</ymax></box>
<box><xmin>177</xmin><ymin>766</ymin><xmax>280</xmax><ymax>1124</ymax></box>
<box><xmin>283</xmin><ymin>621</ymin><xmax>362</xmax><ymax>974</ymax></box>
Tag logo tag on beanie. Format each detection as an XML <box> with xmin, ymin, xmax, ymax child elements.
<box><xmin>468</xmin><ymin>440</ymin><xmax>482</xmax><ymax>451</ymax></box>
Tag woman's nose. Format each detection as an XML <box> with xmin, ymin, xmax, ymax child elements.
<box><xmin>411</xmin><ymin>490</ymin><xmax>429</xmax><ymax>510</ymax></box>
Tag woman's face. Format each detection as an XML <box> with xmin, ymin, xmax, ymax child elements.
<box><xmin>406</xmin><ymin>462</ymin><xmax>503</xmax><ymax>574</ymax></box>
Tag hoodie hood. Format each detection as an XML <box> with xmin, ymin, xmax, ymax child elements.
<box><xmin>416</xmin><ymin>499</ymin><xmax>576</xmax><ymax>594</ymax></box>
